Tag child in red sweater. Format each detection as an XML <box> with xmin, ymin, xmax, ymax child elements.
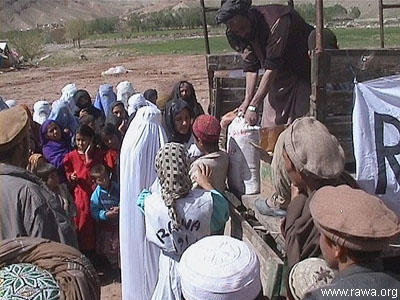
<box><xmin>63</xmin><ymin>125</ymin><xmax>105</xmax><ymax>254</ymax></box>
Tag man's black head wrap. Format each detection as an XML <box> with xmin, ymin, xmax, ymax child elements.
<box><xmin>215</xmin><ymin>0</ymin><xmax>252</xmax><ymax>24</ymax></box>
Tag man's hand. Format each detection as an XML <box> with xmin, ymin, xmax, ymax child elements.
<box><xmin>193</xmin><ymin>164</ymin><xmax>214</xmax><ymax>191</ymax></box>
<box><xmin>244</xmin><ymin>110</ymin><xmax>258</xmax><ymax>126</ymax></box>
<box><xmin>220</xmin><ymin>108</ymin><xmax>238</xmax><ymax>129</ymax></box>
<box><xmin>238</xmin><ymin>102</ymin><xmax>250</xmax><ymax>116</ymax></box>
<box><xmin>70</xmin><ymin>171</ymin><xmax>77</xmax><ymax>182</ymax></box>
<box><xmin>84</xmin><ymin>142</ymin><xmax>93</xmax><ymax>163</ymax></box>
<box><xmin>118</xmin><ymin>120</ymin><xmax>127</xmax><ymax>133</ymax></box>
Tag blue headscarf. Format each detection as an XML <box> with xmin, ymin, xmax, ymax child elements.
<box><xmin>94</xmin><ymin>84</ymin><xmax>117</xmax><ymax>117</ymax></box>
<box><xmin>48</xmin><ymin>101</ymin><xmax>79</xmax><ymax>133</ymax></box>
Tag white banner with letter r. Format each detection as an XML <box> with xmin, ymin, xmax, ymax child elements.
<box><xmin>353</xmin><ymin>75</ymin><xmax>400</xmax><ymax>215</ymax></box>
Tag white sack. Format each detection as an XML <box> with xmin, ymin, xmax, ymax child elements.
<box><xmin>227</xmin><ymin>117</ymin><xmax>260</xmax><ymax>195</ymax></box>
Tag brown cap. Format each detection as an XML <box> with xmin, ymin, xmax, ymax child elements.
<box><xmin>0</xmin><ymin>105</ymin><xmax>29</xmax><ymax>152</ymax></box>
<box><xmin>310</xmin><ymin>185</ymin><xmax>400</xmax><ymax>251</ymax></box>
<box><xmin>284</xmin><ymin>117</ymin><xmax>344</xmax><ymax>179</ymax></box>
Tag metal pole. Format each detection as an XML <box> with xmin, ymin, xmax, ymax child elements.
<box><xmin>315</xmin><ymin>0</ymin><xmax>324</xmax><ymax>53</ymax></box>
<box><xmin>379</xmin><ymin>0</ymin><xmax>385</xmax><ymax>48</ymax></box>
<box><xmin>200</xmin><ymin>0</ymin><xmax>211</xmax><ymax>54</ymax></box>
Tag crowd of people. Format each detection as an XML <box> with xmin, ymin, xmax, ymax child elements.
<box><xmin>1</xmin><ymin>0</ymin><xmax>400</xmax><ymax>299</ymax></box>
<box><xmin>0</xmin><ymin>78</ymin><xmax>233</xmax><ymax>299</ymax></box>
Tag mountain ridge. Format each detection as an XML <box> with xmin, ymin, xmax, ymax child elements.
<box><xmin>0</xmin><ymin>0</ymin><xmax>391</xmax><ymax>32</ymax></box>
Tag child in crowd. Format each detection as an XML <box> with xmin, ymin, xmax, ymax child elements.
<box><xmin>101</xmin><ymin>123</ymin><xmax>121</xmax><ymax>174</ymax></box>
<box><xmin>63</xmin><ymin>125</ymin><xmax>105</xmax><ymax>255</ymax></box>
<box><xmin>163</xmin><ymin>98</ymin><xmax>202</xmax><ymax>161</ymax></box>
<box><xmin>74</xmin><ymin>89</ymin><xmax>105</xmax><ymax>128</ymax></box>
<box><xmin>79</xmin><ymin>114</ymin><xmax>105</xmax><ymax>149</ymax></box>
<box><xmin>190</xmin><ymin>115</ymin><xmax>229</xmax><ymax>193</ymax></box>
<box><xmin>106</xmin><ymin>101</ymin><xmax>129</xmax><ymax>136</ymax></box>
<box><xmin>36</xmin><ymin>162</ymin><xmax>76</xmax><ymax>220</ymax></box>
<box><xmin>79</xmin><ymin>114</ymin><xmax>95</xmax><ymax>129</ymax></box>
<box><xmin>90</xmin><ymin>164</ymin><xmax>120</xmax><ymax>267</ymax></box>
<box><xmin>40</xmin><ymin>119</ymin><xmax>72</xmax><ymax>181</ymax></box>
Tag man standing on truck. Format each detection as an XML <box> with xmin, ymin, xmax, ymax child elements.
<box><xmin>216</xmin><ymin>0</ymin><xmax>313</xmax><ymax>126</ymax></box>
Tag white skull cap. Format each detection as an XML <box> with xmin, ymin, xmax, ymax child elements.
<box><xmin>178</xmin><ymin>235</ymin><xmax>262</xmax><ymax>300</ymax></box>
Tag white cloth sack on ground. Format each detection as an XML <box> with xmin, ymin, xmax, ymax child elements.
<box><xmin>102</xmin><ymin>66</ymin><xmax>130</xmax><ymax>76</ymax></box>
<box><xmin>227</xmin><ymin>116</ymin><xmax>260</xmax><ymax>195</ymax></box>
<box><xmin>353</xmin><ymin>74</ymin><xmax>400</xmax><ymax>215</ymax></box>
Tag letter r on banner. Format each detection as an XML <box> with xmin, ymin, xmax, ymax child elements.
<box><xmin>374</xmin><ymin>112</ymin><xmax>400</xmax><ymax>194</ymax></box>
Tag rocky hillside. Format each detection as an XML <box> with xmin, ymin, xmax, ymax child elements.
<box><xmin>0</xmin><ymin>0</ymin><xmax>140</xmax><ymax>32</ymax></box>
<box><xmin>0</xmin><ymin>0</ymin><xmax>393</xmax><ymax>32</ymax></box>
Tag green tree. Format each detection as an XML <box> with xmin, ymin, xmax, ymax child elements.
<box><xmin>8</xmin><ymin>30</ymin><xmax>44</xmax><ymax>62</ymax></box>
<box><xmin>295</xmin><ymin>3</ymin><xmax>350</xmax><ymax>23</ymax></box>
<box><xmin>295</xmin><ymin>3</ymin><xmax>315</xmax><ymax>24</ymax></box>
<box><xmin>127</xmin><ymin>13</ymin><xmax>141</xmax><ymax>32</ymax></box>
<box><xmin>65</xmin><ymin>19</ymin><xmax>88</xmax><ymax>48</ymax></box>
<box><xmin>88</xmin><ymin>17</ymin><xmax>119</xmax><ymax>34</ymax></box>
<box><xmin>325</xmin><ymin>4</ymin><xmax>348</xmax><ymax>21</ymax></box>
<box><xmin>349</xmin><ymin>7</ymin><xmax>361</xmax><ymax>19</ymax></box>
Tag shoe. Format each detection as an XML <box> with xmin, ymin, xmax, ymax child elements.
<box><xmin>255</xmin><ymin>198</ymin><xmax>287</xmax><ymax>217</ymax></box>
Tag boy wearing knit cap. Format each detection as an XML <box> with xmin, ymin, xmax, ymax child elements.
<box><xmin>281</xmin><ymin>117</ymin><xmax>358</xmax><ymax>268</ymax></box>
<box><xmin>304</xmin><ymin>185</ymin><xmax>400</xmax><ymax>299</ymax></box>
<box><xmin>190</xmin><ymin>114</ymin><xmax>229</xmax><ymax>193</ymax></box>
<box><xmin>178</xmin><ymin>235</ymin><xmax>264</xmax><ymax>300</ymax></box>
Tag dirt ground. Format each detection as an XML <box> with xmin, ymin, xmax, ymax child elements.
<box><xmin>0</xmin><ymin>54</ymin><xmax>209</xmax><ymax>110</ymax></box>
<box><xmin>0</xmin><ymin>53</ymin><xmax>210</xmax><ymax>299</ymax></box>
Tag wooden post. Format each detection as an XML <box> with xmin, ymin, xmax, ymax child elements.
<box><xmin>200</xmin><ymin>0</ymin><xmax>211</xmax><ymax>54</ymax></box>
<box><xmin>315</xmin><ymin>0</ymin><xmax>324</xmax><ymax>53</ymax></box>
<box><xmin>200</xmin><ymin>0</ymin><xmax>215</xmax><ymax>113</ymax></box>
<box><xmin>311</xmin><ymin>0</ymin><xmax>327</xmax><ymax>122</ymax></box>
<box><xmin>379</xmin><ymin>0</ymin><xmax>385</xmax><ymax>48</ymax></box>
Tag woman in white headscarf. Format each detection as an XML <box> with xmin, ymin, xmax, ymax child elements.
<box><xmin>116</xmin><ymin>81</ymin><xmax>136</xmax><ymax>110</ymax></box>
<box><xmin>33</xmin><ymin>100</ymin><xmax>51</xmax><ymax>125</ymax></box>
<box><xmin>127</xmin><ymin>93</ymin><xmax>147</xmax><ymax>117</ymax></box>
<box><xmin>119</xmin><ymin>106</ymin><xmax>167</xmax><ymax>300</ymax></box>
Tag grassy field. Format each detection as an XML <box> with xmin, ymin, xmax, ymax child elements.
<box><xmin>105</xmin><ymin>26</ymin><xmax>400</xmax><ymax>56</ymax></box>
<box><xmin>334</xmin><ymin>27</ymin><xmax>400</xmax><ymax>49</ymax></box>
<box><xmin>39</xmin><ymin>26</ymin><xmax>400</xmax><ymax>67</ymax></box>
<box><xmin>109</xmin><ymin>36</ymin><xmax>231</xmax><ymax>55</ymax></box>
<box><xmin>87</xmin><ymin>27</ymin><xmax>224</xmax><ymax>41</ymax></box>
